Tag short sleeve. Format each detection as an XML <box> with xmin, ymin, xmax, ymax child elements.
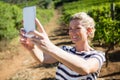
<box><xmin>90</xmin><ymin>51</ymin><xmax>106</xmax><ymax>70</ymax></box>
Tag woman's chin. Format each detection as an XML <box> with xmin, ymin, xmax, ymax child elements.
<box><xmin>71</xmin><ymin>40</ymin><xmax>78</xmax><ymax>43</ymax></box>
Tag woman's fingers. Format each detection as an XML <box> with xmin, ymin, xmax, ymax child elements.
<box><xmin>28</xmin><ymin>30</ymin><xmax>44</xmax><ymax>39</ymax></box>
<box><xmin>20</xmin><ymin>28</ymin><xmax>26</xmax><ymax>38</ymax></box>
<box><xmin>35</xmin><ymin>18</ymin><xmax>47</xmax><ymax>35</ymax></box>
<box><xmin>20</xmin><ymin>36</ymin><xmax>34</xmax><ymax>50</ymax></box>
<box><xmin>20</xmin><ymin>28</ymin><xmax>27</xmax><ymax>41</ymax></box>
<box><xmin>20</xmin><ymin>29</ymin><xmax>33</xmax><ymax>49</ymax></box>
<box><xmin>20</xmin><ymin>28</ymin><xmax>26</xmax><ymax>34</ymax></box>
<box><xmin>35</xmin><ymin>18</ymin><xmax>44</xmax><ymax>32</ymax></box>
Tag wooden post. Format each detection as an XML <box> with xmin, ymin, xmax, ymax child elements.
<box><xmin>110</xmin><ymin>1</ymin><xmax>115</xmax><ymax>20</ymax></box>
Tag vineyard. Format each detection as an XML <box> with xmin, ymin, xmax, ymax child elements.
<box><xmin>0</xmin><ymin>0</ymin><xmax>120</xmax><ymax>80</ymax></box>
<box><xmin>61</xmin><ymin>0</ymin><xmax>120</xmax><ymax>48</ymax></box>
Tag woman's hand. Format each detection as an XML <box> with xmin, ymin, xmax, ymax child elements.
<box><xmin>29</xmin><ymin>18</ymin><xmax>54</xmax><ymax>52</ymax></box>
<box><xmin>20</xmin><ymin>28</ymin><xmax>34</xmax><ymax>51</ymax></box>
<box><xmin>19</xmin><ymin>18</ymin><xmax>47</xmax><ymax>51</ymax></box>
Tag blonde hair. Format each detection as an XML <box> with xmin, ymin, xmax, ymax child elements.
<box><xmin>70</xmin><ymin>12</ymin><xmax>96</xmax><ymax>39</ymax></box>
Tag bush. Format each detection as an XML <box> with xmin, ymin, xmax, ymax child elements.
<box><xmin>0</xmin><ymin>2</ymin><xmax>22</xmax><ymax>40</ymax></box>
<box><xmin>36</xmin><ymin>8</ymin><xmax>54</xmax><ymax>25</ymax></box>
<box><xmin>88</xmin><ymin>3</ymin><xmax>120</xmax><ymax>47</ymax></box>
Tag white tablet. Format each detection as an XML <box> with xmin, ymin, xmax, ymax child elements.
<box><xmin>23</xmin><ymin>6</ymin><xmax>36</xmax><ymax>38</ymax></box>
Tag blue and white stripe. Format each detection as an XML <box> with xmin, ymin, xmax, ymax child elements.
<box><xmin>55</xmin><ymin>46</ymin><xmax>106</xmax><ymax>80</ymax></box>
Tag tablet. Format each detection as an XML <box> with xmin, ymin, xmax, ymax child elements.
<box><xmin>23</xmin><ymin>6</ymin><xmax>36</xmax><ymax>38</ymax></box>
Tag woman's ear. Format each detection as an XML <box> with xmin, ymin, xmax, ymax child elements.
<box><xmin>87</xmin><ymin>28</ymin><xmax>92</xmax><ymax>33</ymax></box>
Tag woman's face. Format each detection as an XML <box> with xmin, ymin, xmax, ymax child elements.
<box><xmin>69</xmin><ymin>19</ymin><xmax>88</xmax><ymax>43</ymax></box>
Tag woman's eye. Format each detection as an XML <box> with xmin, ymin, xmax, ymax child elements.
<box><xmin>76</xmin><ymin>27</ymin><xmax>81</xmax><ymax>29</ymax></box>
<box><xmin>69</xmin><ymin>28</ymin><xmax>72</xmax><ymax>30</ymax></box>
<box><xmin>69</xmin><ymin>27</ymin><xmax>81</xmax><ymax>31</ymax></box>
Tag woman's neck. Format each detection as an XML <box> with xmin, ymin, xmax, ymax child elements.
<box><xmin>75</xmin><ymin>41</ymin><xmax>93</xmax><ymax>52</ymax></box>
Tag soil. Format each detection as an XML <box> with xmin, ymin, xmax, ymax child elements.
<box><xmin>0</xmin><ymin>9</ymin><xmax>120</xmax><ymax>80</ymax></box>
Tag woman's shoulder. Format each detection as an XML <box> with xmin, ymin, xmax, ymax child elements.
<box><xmin>92</xmin><ymin>50</ymin><xmax>105</xmax><ymax>56</ymax></box>
<box><xmin>89</xmin><ymin>50</ymin><xmax>106</xmax><ymax>62</ymax></box>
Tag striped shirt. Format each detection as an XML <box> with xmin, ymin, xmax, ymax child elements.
<box><xmin>55</xmin><ymin>46</ymin><xmax>106</xmax><ymax>80</ymax></box>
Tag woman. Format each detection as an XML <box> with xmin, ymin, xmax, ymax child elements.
<box><xmin>20</xmin><ymin>12</ymin><xmax>105</xmax><ymax>80</ymax></box>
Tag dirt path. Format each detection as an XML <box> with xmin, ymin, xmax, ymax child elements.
<box><xmin>0</xmin><ymin>9</ymin><xmax>62</xmax><ymax>80</ymax></box>
<box><xmin>44</xmin><ymin>10</ymin><xmax>61</xmax><ymax>35</ymax></box>
<box><xmin>0</xmin><ymin>48</ymin><xmax>32</xmax><ymax>80</ymax></box>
